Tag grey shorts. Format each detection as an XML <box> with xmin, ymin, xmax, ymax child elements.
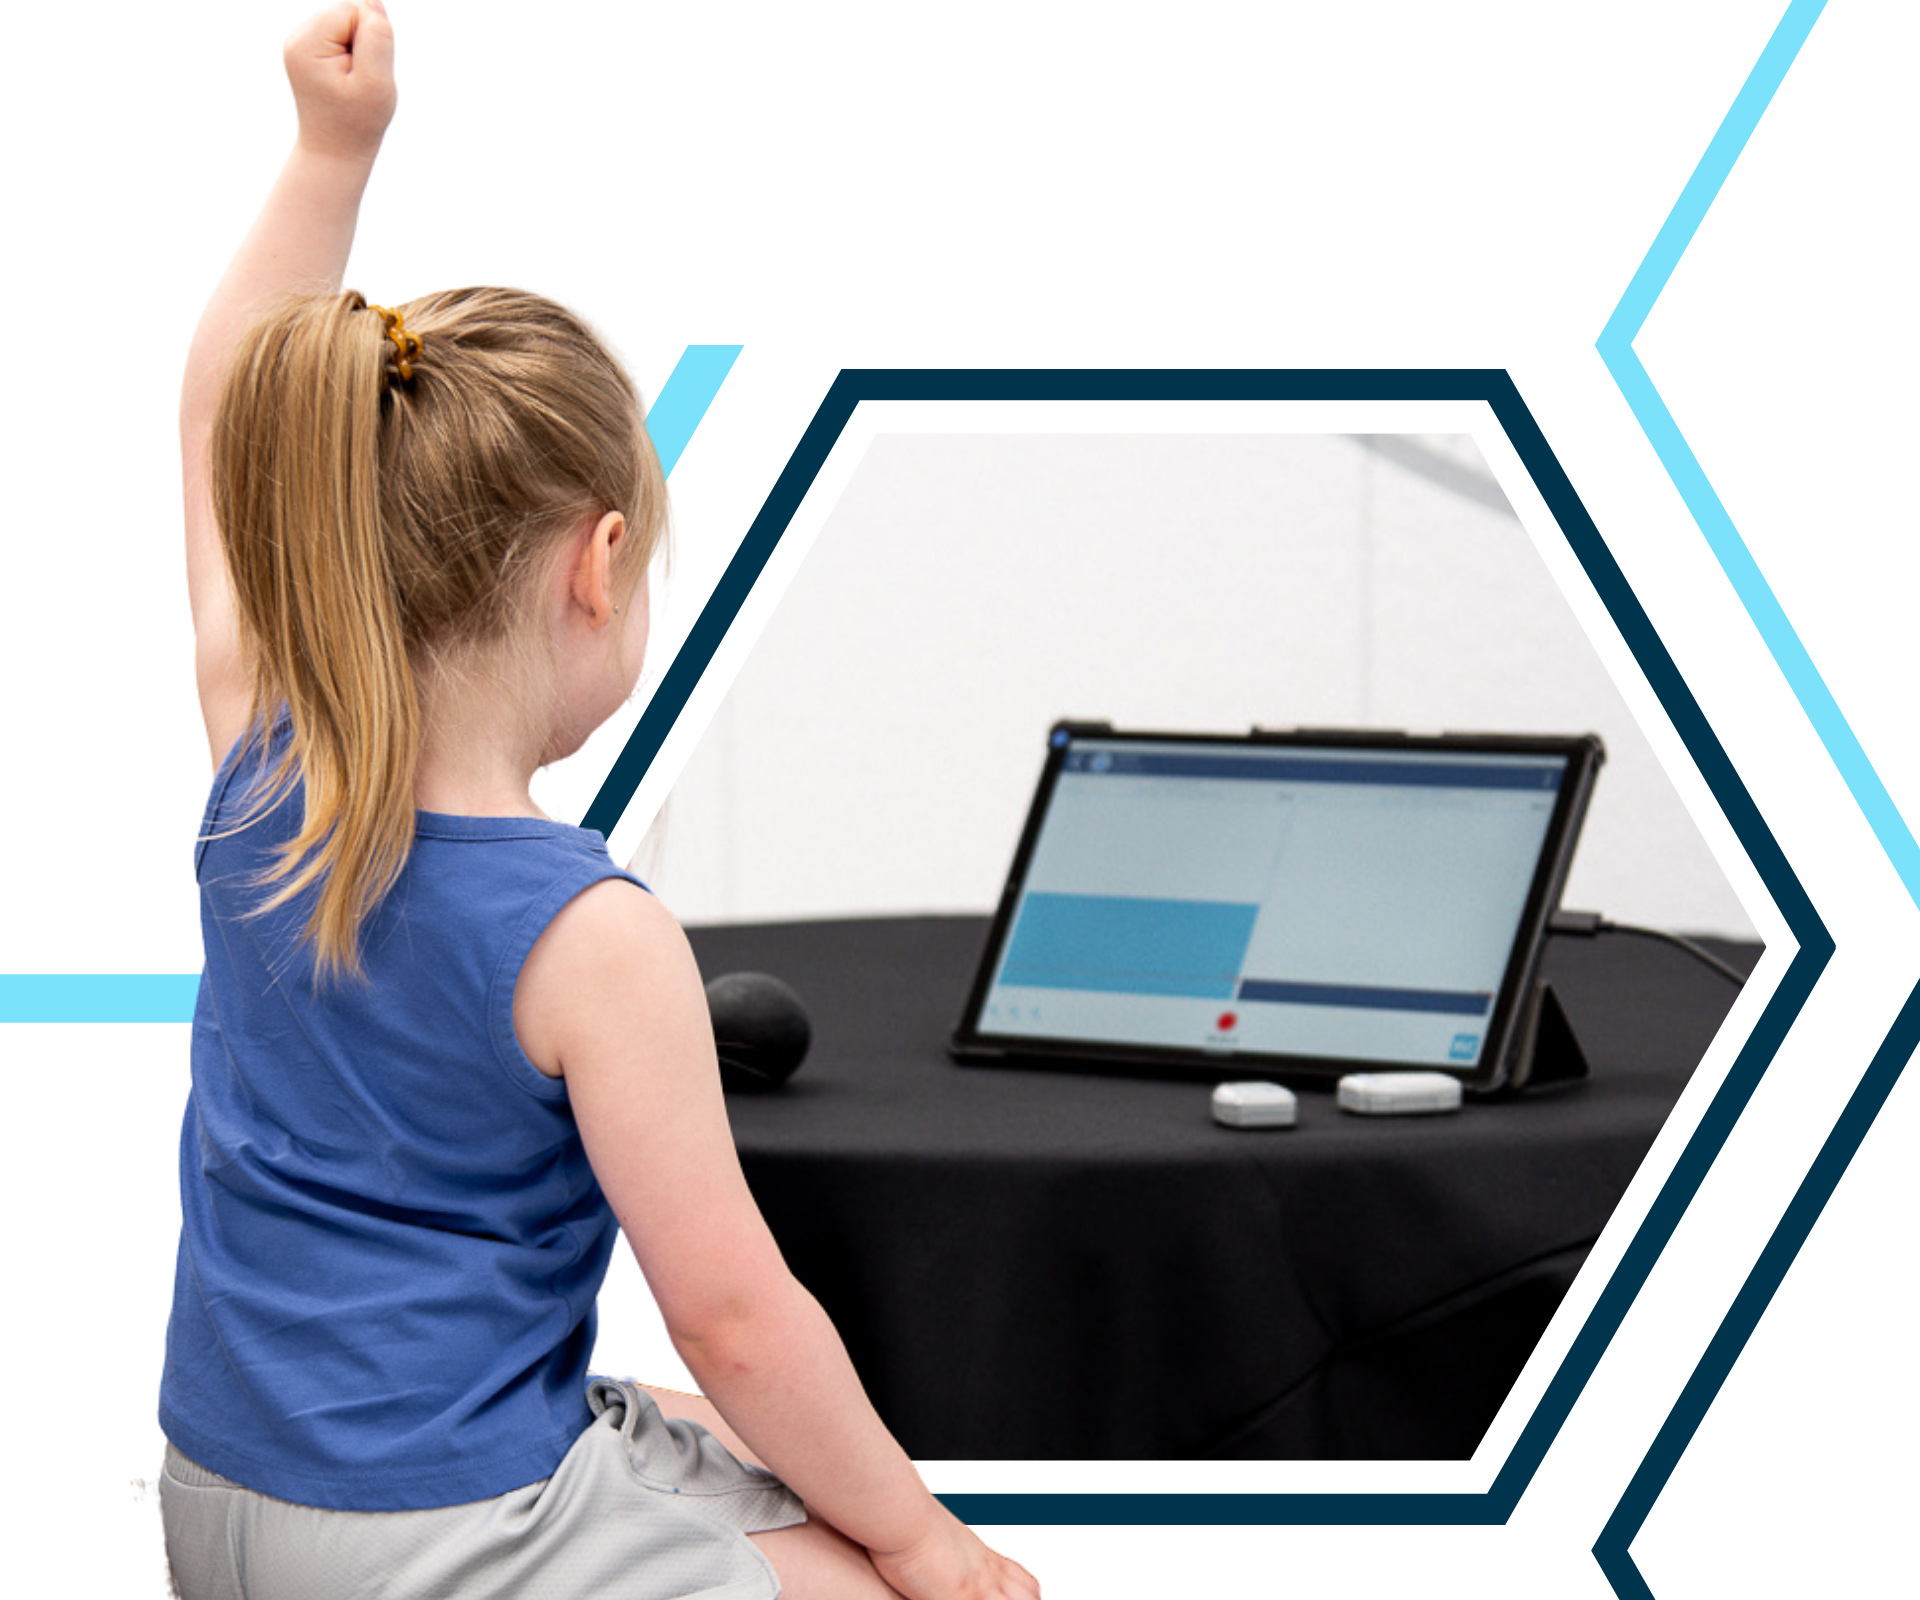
<box><xmin>160</xmin><ymin>1378</ymin><xmax>807</xmax><ymax>1600</ymax></box>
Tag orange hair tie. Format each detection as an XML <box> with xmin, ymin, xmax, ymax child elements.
<box><xmin>368</xmin><ymin>303</ymin><xmax>423</xmax><ymax>382</ymax></box>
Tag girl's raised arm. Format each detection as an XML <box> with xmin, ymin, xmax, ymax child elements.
<box><xmin>183</xmin><ymin>1</ymin><xmax>396</xmax><ymax>766</ymax></box>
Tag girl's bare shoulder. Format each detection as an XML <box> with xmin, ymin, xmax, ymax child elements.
<box><xmin>514</xmin><ymin>876</ymin><xmax>703</xmax><ymax>1080</ymax></box>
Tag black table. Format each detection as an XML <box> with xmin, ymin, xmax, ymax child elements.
<box><xmin>689</xmin><ymin>917</ymin><xmax>1753</xmax><ymax>1460</ymax></box>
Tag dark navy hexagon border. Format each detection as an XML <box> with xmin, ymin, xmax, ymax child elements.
<box><xmin>581</xmin><ymin>367</ymin><xmax>1828</xmax><ymax>1527</ymax></box>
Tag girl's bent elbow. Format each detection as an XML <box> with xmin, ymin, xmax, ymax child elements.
<box><xmin>665</xmin><ymin>1275</ymin><xmax>815</xmax><ymax>1377</ymax></box>
<box><xmin>668</xmin><ymin>1313</ymin><xmax>768</xmax><ymax>1386</ymax></box>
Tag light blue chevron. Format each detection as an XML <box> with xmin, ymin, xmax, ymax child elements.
<box><xmin>1597</xmin><ymin>0</ymin><xmax>1919</xmax><ymax>903</ymax></box>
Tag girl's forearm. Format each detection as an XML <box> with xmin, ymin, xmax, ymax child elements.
<box><xmin>672</xmin><ymin>1276</ymin><xmax>945</xmax><ymax>1559</ymax></box>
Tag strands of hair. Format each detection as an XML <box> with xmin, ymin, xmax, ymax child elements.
<box><xmin>209</xmin><ymin>287</ymin><xmax>667</xmax><ymax>979</ymax></box>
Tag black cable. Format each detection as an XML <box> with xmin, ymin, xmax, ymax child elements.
<box><xmin>1549</xmin><ymin>910</ymin><xmax>1750</xmax><ymax>988</ymax></box>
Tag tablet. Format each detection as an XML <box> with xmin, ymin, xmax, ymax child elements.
<box><xmin>950</xmin><ymin>724</ymin><xmax>1603</xmax><ymax>1094</ymax></box>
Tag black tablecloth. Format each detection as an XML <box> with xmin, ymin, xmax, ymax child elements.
<box><xmin>688</xmin><ymin>917</ymin><xmax>1752</xmax><ymax>1460</ymax></box>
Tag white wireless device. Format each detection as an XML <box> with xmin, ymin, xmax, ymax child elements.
<box><xmin>1211</xmin><ymin>1081</ymin><xmax>1298</xmax><ymax>1129</ymax></box>
<box><xmin>1336</xmin><ymin>1071</ymin><xmax>1464</xmax><ymax>1116</ymax></box>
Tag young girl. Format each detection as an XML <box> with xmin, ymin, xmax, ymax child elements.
<box><xmin>159</xmin><ymin>7</ymin><xmax>1040</xmax><ymax>1598</ymax></box>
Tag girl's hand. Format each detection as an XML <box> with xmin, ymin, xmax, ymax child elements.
<box><xmin>870</xmin><ymin>1509</ymin><xmax>1041</xmax><ymax>1600</ymax></box>
<box><xmin>284</xmin><ymin>1</ymin><xmax>396</xmax><ymax>166</ymax></box>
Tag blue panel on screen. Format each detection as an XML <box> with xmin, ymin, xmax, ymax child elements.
<box><xmin>1000</xmin><ymin>893</ymin><xmax>1258</xmax><ymax>999</ymax></box>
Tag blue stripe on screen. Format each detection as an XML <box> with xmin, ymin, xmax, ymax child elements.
<box><xmin>1064</xmin><ymin>751</ymin><xmax>1563</xmax><ymax>791</ymax></box>
<box><xmin>1235</xmin><ymin>978</ymin><xmax>1492</xmax><ymax>1016</ymax></box>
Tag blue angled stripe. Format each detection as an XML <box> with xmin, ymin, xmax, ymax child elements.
<box><xmin>1594</xmin><ymin>2</ymin><xmax>1916</xmax><ymax>898</ymax></box>
<box><xmin>643</xmin><ymin>343</ymin><xmax>742</xmax><ymax>479</ymax></box>
<box><xmin>1594</xmin><ymin>974</ymin><xmax>1920</xmax><ymax>1598</ymax></box>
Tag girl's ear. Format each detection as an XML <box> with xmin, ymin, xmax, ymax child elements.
<box><xmin>568</xmin><ymin>511</ymin><xmax>628</xmax><ymax>627</ymax></box>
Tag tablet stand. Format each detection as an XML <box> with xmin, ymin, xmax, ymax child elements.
<box><xmin>1489</xmin><ymin>980</ymin><xmax>1590</xmax><ymax>1096</ymax></box>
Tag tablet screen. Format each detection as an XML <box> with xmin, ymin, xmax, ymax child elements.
<box><xmin>958</xmin><ymin>729</ymin><xmax>1598</xmax><ymax>1082</ymax></box>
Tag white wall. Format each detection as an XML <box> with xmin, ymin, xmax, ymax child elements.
<box><xmin>642</xmin><ymin>431</ymin><xmax>1754</xmax><ymax>939</ymax></box>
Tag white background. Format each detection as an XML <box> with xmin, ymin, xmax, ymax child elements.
<box><xmin>1</xmin><ymin>1</ymin><xmax>1911</xmax><ymax>1594</ymax></box>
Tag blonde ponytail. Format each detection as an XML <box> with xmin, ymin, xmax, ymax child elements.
<box><xmin>210</xmin><ymin>288</ymin><xmax>665</xmax><ymax>978</ymax></box>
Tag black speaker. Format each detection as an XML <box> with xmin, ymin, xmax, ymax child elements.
<box><xmin>705</xmin><ymin>972</ymin><xmax>812</xmax><ymax>1092</ymax></box>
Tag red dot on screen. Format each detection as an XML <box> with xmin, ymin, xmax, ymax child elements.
<box><xmin>1218</xmin><ymin>1012</ymin><xmax>1237</xmax><ymax>1031</ymax></box>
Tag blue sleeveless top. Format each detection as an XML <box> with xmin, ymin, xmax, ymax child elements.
<box><xmin>160</xmin><ymin>722</ymin><xmax>642</xmax><ymax>1510</ymax></box>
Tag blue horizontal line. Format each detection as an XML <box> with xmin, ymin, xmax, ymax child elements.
<box><xmin>1236</xmin><ymin>978</ymin><xmax>1493</xmax><ymax>1016</ymax></box>
<box><xmin>0</xmin><ymin>974</ymin><xmax>200</xmax><ymax>1024</ymax></box>
<box><xmin>937</xmin><ymin>1489</ymin><xmax>1505</xmax><ymax>1526</ymax></box>
<box><xmin>1067</xmin><ymin>751</ymin><xmax>1562</xmax><ymax>791</ymax></box>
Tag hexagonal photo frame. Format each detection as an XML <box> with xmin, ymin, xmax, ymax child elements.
<box><xmin>576</xmin><ymin>367</ymin><xmax>1814</xmax><ymax>1525</ymax></box>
